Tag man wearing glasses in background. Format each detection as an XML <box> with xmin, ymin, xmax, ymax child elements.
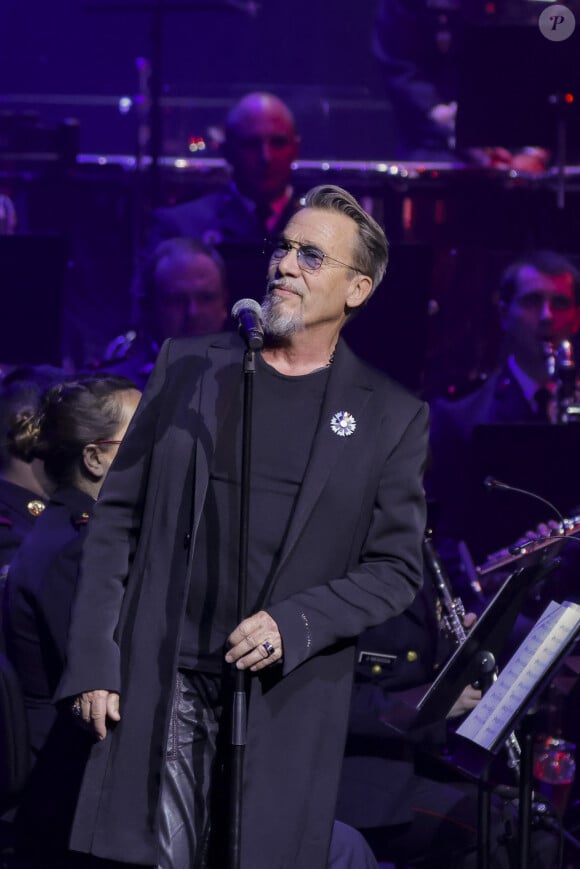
<box><xmin>58</xmin><ymin>184</ymin><xmax>428</xmax><ymax>869</ymax></box>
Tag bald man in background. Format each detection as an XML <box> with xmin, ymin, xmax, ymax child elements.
<box><xmin>150</xmin><ymin>91</ymin><xmax>301</xmax><ymax>248</ymax></box>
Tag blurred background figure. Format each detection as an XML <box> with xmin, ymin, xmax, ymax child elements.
<box><xmin>0</xmin><ymin>194</ymin><xmax>17</xmax><ymax>235</ymax></box>
<box><xmin>103</xmin><ymin>237</ymin><xmax>229</xmax><ymax>388</ymax></box>
<box><xmin>336</xmin><ymin>557</ymin><xmax>559</xmax><ymax>868</ymax></box>
<box><xmin>3</xmin><ymin>373</ymin><xmax>140</xmax><ymax>867</ymax></box>
<box><xmin>427</xmin><ymin>251</ymin><xmax>580</xmax><ymax>557</ymax></box>
<box><xmin>373</xmin><ymin>0</ymin><xmax>551</xmax><ymax>171</ymax></box>
<box><xmin>149</xmin><ymin>91</ymin><xmax>301</xmax><ymax>249</ymax></box>
<box><xmin>0</xmin><ymin>366</ymin><xmax>64</xmax><ymax>584</ymax></box>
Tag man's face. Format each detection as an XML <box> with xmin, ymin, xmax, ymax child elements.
<box><xmin>500</xmin><ymin>266</ymin><xmax>580</xmax><ymax>369</ymax></box>
<box><xmin>153</xmin><ymin>252</ymin><xmax>227</xmax><ymax>340</ymax></box>
<box><xmin>262</xmin><ymin>207</ymin><xmax>371</xmax><ymax>338</ymax></box>
<box><xmin>226</xmin><ymin>100</ymin><xmax>299</xmax><ymax>204</ymax></box>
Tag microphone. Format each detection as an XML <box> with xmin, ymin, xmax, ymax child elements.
<box><xmin>483</xmin><ymin>476</ymin><xmax>566</xmax><ymax>530</ymax></box>
<box><xmin>231</xmin><ymin>298</ymin><xmax>264</xmax><ymax>351</ymax></box>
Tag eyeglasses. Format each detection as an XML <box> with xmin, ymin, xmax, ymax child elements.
<box><xmin>267</xmin><ymin>237</ymin><xmax>363</xmax><ymax>274</ymax></box>
<box><xmin>94</xmin><ymin>439</ymin><xmax>122</xmax><ymax>446</ymax></box>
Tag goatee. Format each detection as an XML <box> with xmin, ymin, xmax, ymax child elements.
<box><xmin>261</xmin><ymin>292</ymin><xmax>304</xmax><ymax>338</ymax></box>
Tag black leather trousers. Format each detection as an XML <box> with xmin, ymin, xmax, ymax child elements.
<box><xmin>157</xmin><ymin>671</ymin><xmax>223</xmax><ymax>869</ymax></box>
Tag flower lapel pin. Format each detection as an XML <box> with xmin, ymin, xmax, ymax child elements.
<box><xmin>330</xmin><ymin>411</ymin><xmax>356</xmax><ymax>438</ymax></box>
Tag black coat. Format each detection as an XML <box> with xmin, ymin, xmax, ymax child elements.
<box><xmin>58</xmin><ymin>332</ymin><xmax>428</xmax><ymax>869</ymax></box>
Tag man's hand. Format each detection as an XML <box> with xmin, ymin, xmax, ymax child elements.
<box><xmin>225</xmin><ymin>610</ymin><xmax>283</xmax><ymax>672</ymax></box>
<box><xmin>72</xmin><ymin>689</ymin><xmax>120</xmax><ymax>740</ymax></box>
<box><xmin>463</xmin><ymin>612</ymin><xmax>477</xmax><ymax>631</ymax></box>
<box><xmin>447</xmin><ymin>684</ymin><xmax>482</xmax><ymax>719</ymax></box>
<box><xmin>429</xmin><ymin>101</ymin><xmax>457</xmax><ymax>133</ymax></box>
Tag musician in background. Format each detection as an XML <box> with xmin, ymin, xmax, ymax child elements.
<box><xmin>373</xmin><ymin>0</ymin><xmax>550</xmax><ymax>170</ymax></box>
<box><xmin>428</xmin><ymin>250</ymin><xmax>580</xmax><ymax>558</ymax></box>
<box><xmin>148</xmin><ymin>92</ymin><xmax>301</xmax><ymax>249</ymax></box>
<box><xmin>336</xmin><ymin>558</ymin><xmax>559</xmax><ymax>867</ymax></box>
<box><xmin>0</xmin><ymin>366</ymin><xmax>64</xmax><ymax>582</ymax></box>
<box><xmin>102</xmin><ymin>237</ymin><xmax>229</xmax><ymax>389</ymax></box>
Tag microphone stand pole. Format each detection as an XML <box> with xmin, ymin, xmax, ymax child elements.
<box><xmin>229</xmin><ymin>346</ymin><xmax>257</xmax><ymax>869</ymax></box>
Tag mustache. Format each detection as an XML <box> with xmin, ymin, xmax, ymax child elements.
<box><xmin>266</xmin><ymin>279</ymin><xmax>304</xmax><ymax>298</ymax></box>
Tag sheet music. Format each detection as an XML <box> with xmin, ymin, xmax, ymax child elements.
<box><xmin>456</xmin><ymin>600</ymin><xmax>580</xmax><ymax>751</ymax></box>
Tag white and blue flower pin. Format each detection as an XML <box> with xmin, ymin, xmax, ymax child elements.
<box><xmin>330</xmin><ymin>411</ymin><xmax>356</xmax><ymax>438</ymax></box>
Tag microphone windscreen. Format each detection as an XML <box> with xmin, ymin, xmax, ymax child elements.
<box><xmin>231</xmin><ymin>298</ymin><xmax>263</xmax><ymax>319</ymax></box>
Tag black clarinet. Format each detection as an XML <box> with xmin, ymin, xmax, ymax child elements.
<box><xmin>423</xmin><ymin>533</ymin><xmax>521</xmax><ymax>777</ymax></box>
<box><xmin>423</xmin><ymin>533</ymin><xmax>466</xmax><ymax>647</ymax></box>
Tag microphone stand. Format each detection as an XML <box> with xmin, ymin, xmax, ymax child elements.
<box><xmin>229</xmin><ymin>345</ymin><xmax>257</xmax><ymax>869</ymax></box>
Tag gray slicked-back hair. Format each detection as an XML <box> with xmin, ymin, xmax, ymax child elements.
<box><xmin>303</xmin><ymin>185</ymin><xmax>389</xmax><ymax>293</ymax></box>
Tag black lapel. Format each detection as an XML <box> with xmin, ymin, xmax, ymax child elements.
<box><xmin>190</xmin><ymin>336</ymin><xmax>244</xmax><ymax>542</ymax></box>
<box><xmin>264</xmin><ymin>340</ymin><xmax>375</xmax><ymax>594</ymax></box>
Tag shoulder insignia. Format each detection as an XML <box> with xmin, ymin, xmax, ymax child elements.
<box><xmin>27</xmin><ymin>500</ymin><xmax>46</xmax><ymax>517</ymax></box>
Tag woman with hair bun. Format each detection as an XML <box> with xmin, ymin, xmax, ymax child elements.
<box><xmin>3</xmin><ymin>374</ymin><xmax>140</xmax><ymax>864</ymax></box>
<box><xmin>0</xmin><ymin>366</ymin><xmax>64</xmax><ymax>581</ymax></box>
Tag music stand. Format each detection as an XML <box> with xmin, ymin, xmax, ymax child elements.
<box><xmin>414</xmin><ymin>558</ymin><xmax>559</xmax><ymax>728</ymax></box>
<box><xmin>451</xmin><ymin>599</ymin><xmax>580</xmax><ymax>869</ymax></box>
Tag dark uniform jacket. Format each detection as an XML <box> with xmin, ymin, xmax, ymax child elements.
<box><xmin>4</xmin><ymin>486</ymin><xmax>94</xmax><ymax>756</ymax></box>
<box><xmin>57</xmin><ymin>331</ymin><xmax>428</xmax><ymax>869</ymax></box>
<box><xmin>0</xmin><ymin>480</ymin><xmax>46</xmax><ymax>587</ymax></box>
<box><xmin>337</xmin><ymin>577</ymin><xmax>450</xmax><ymax>829</ymax></box>
<box><xmin>3</xmin><ymin>486</ymin><xmax>95</xmax><ymax>855</ymax></box>
<box><xmin>150</xmin><ymin>184</ymin><xmax>300</xmax><ymax>249</ymax></box>
<box><xmin>427</xmin><ymin>364</ymin><xmax>537</xmax><ymax>555</ymax></box>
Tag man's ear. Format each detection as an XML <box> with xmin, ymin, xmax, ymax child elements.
<box><xmin>345</xmin><ymin>274</ymin><xmax>373</xmax><ymax>312</ymax></box>
<box><xmin>82</xmin><ymin>444</ymin><xmax>106</xmax><ymax>480</ymax></box>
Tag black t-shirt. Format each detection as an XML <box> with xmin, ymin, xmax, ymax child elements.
<box><xmin>179</xmin><ymin>354</ymin><xmax>331</xmax><ymax>671</ymax></box>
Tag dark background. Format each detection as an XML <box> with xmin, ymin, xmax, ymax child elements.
<box><xmin>1</xmin><ymin>0</ymin><xmax>579</xmax><ymax>396</ymax></box>
<box><xmin>0</xmin><ymin>0</ymin><xmax>392</xmax><ymax>159</ymax></box>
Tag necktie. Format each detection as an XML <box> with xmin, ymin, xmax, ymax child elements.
<box><xmin>534</xmin><ymin>386</ymin><xmax>552</xmax><ymax>422</ymax></box>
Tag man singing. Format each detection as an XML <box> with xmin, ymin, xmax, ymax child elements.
<box><xmin>59</xmin><ymin>184</ymin><xmax>428</xmax><ymax>869</ymax></box>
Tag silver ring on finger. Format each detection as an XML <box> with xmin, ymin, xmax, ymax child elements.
<box><xmin>72</xmin><ymin>698</ymin><xmax>82</xmax><ymax>718</ymax></box>
<box><xmin>262</xmin><ymin>640</ymin><xmax>275</xmax><ymax>658</ymax></box>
